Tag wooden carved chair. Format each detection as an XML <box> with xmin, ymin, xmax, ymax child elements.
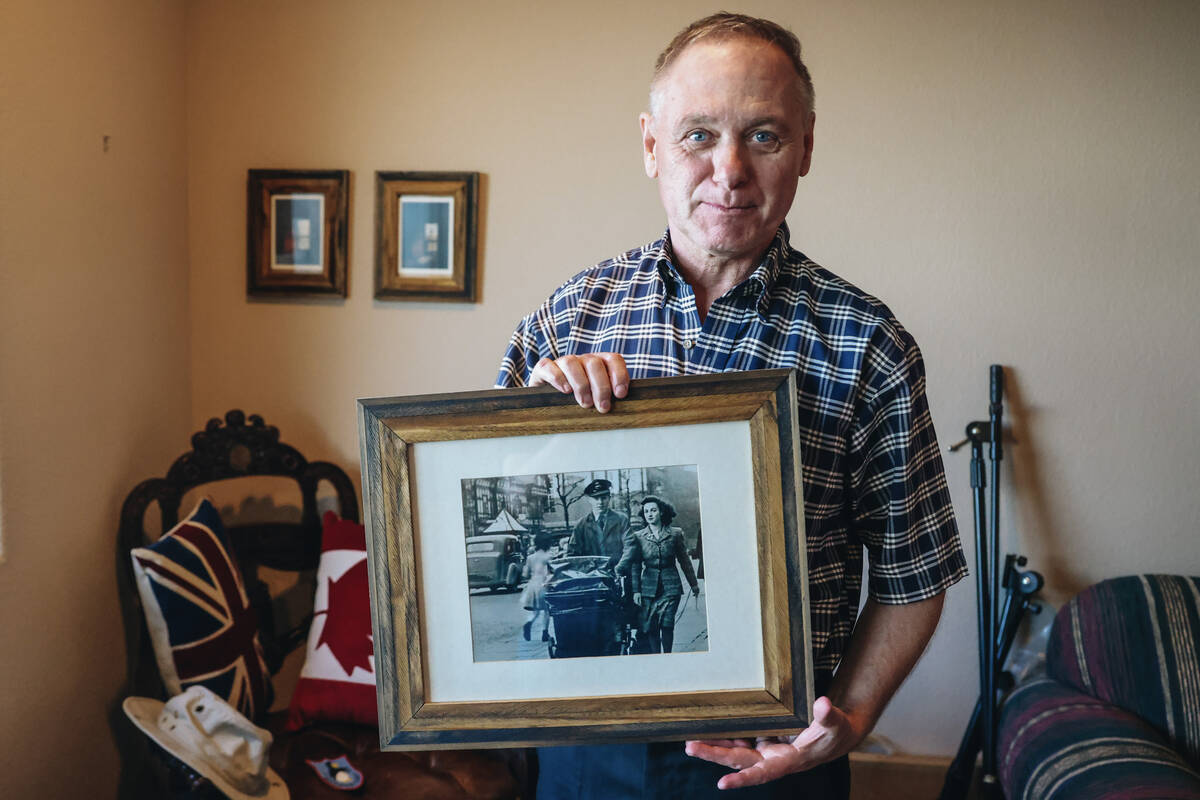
<box><xmin>113</xmin><ymin>410</ymin><xmax>524</xmax><ymax>800</ymax></box>
<box><xmin>114</xmin><ymin>410</ymin><xmax>357</xmax><ymax>798</ymax></box>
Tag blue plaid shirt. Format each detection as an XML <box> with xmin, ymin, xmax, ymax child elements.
<box><xmin>496</xmin><ymin>224</ymin><xmax>966</xmax><ymax>678</ymax></box>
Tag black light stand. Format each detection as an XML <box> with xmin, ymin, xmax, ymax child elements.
<box><xmin>988</xmin><ymin>367</ymin><xmax>1004</xmax><ymax>782</ymax></box>
<box><xmin>938</xmin><ymin>556</ymin><xmax>1042</xmax><ymax>800</ymax></box>
<box><xmin>937</xmin><ymin>365</ymin><xmax>1043</xmax><ymax>800</ymax></box>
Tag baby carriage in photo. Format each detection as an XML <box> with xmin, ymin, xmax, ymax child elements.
<box><xmin>544</xmin><ymin>556</ymin><xmax>636</xmax><ymax>658</ymax></box>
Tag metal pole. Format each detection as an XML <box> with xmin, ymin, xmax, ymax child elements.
<box><xmin>968</xmin><ymin>429</ymin><xmax>992</xmax><ymax>795</ymax></box>
<box><xmin>983</xmin><ymin>366</ymin><xmax>1005</xmax><ymax>794</ymax></box>
<box><xmin>940</xmin><ymin>366</ymin><xmax>1037</xmax><ymax>800</ymax></box>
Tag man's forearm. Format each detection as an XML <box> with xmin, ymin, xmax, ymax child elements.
<box><xmin>826</xmin><ymin>593</ymin><xmax>945</xmax><ymax>744</ymax></box>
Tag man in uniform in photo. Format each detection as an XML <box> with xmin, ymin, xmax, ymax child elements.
<box><xmin>495</xmin><ymin>12</ymin><xmax>967</xmax><ymax>800</ymax></box>
<box><xmin>565</xmin><ymin>479</ymin><xmax>633</xmax><ymax>571</ymax></box>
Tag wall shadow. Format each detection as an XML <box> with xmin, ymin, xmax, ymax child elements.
<box><xmin>1005</xmin><ymin>368</ymin><xmax>1087</xmax><ymax>604</ymax></box>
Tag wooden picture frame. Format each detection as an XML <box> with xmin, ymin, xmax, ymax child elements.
<box><xmin>246</xmin><ymin>169</ymin><xmax>349</xmax><ymax>297</ymax></box>
<box><xmin>357</xmin><ymin>370</ymin><xmax>813</xmax><ymax>749</ymax></box>
<box><xmin>374</xmin><ymin>171</ymin><xmax>479</xmax><ymax>302</ymax></box>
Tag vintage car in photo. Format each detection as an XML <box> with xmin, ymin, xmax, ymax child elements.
<box><xmin>465</xmin><ymin>533</ymin><xmax>525</xmax><ymax>591</ymax></box>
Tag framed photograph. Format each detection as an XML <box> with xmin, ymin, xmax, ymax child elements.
<box><xmin>246</xmin><ymin>169</ymin><xmax>348</xmax><ymax>297</ymax></box>
<box><xmin>375</xmin><ymin>171</ymin><xmax>479</xmax><ymax>302</ymax></box>
<box><xmin>357</xmin><ymin>370</ymin><xmax>813</xmax><ymax>749</ymax></box>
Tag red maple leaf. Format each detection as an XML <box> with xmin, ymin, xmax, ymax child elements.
<box><xmin>316</xmin><ymin>559</ymin><xmax>373</xmax><ymax>676</ymax></box>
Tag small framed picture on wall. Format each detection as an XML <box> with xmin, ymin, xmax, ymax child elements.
<box><xmin>246</xmin><ymin>169</ymin><xmax>349</xmax><ymax>297</ymax></box>
<box><xmin>375</xmin><ymin>171</ymin><xmax>479</xmax><ymax>302</ymax></box>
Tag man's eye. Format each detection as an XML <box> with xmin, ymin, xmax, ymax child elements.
<box><xmin>686</xmin><ymin>131</ymin><xmax>710</xmax><ymax>143</ymax></box>
<box><xmin>751</xmin><ymin>131</ymin><xmax>777</xmax><ymax>144</ymax></box>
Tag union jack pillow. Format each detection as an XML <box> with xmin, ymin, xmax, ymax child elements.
<box><xmin>130</xmin><ymin>498</ymin><xmax>273</xmax><ymax>719</ymax></box>
<box><xmin>286</xmin><ymin>511</ymin><xmax>377</xmax><ymax>730</ymax></box>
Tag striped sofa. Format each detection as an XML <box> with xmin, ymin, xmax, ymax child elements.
<box><xmin>998</xmin><ymin>574</ymin><xmax>1200</xmax><ymax>799</ymax></box>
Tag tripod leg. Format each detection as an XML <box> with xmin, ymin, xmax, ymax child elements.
<box><xmin>943</xmin><ymin>561</ymin><xmax>1037</xmax><ymax>800</ymax></box>
<box><xmin>969</xmin><ymin>439</ymin><xmax>995</xmax><ymax>793</ymax></box>
<box><xmin>938</xmin><ymin>698</ymin><xmax>982</xmax><ymax>800</ymax></box>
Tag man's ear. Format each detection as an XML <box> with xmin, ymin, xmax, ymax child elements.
<box><xmin>798</xmin><ymin>111</ymin><xmax>815</xmax><ymax>178</ymax></box>
<box><xmin>639</xmin><ymin>112</ymin><xmax>658</xmax><ymax>179</ymax></box>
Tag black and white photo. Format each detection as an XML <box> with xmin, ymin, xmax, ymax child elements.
<box><xmin>460</xmin><ymin>464</ymin><xmax>708</xmax><ymax>663</ymax></box>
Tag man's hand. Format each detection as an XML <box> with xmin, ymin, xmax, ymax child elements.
<box><xmin>685</xmin><ymin>594</ymin><xmax>945</xmax><ymax>790</ymax></box>
<box><xmin>530</xmin><ymin>353</ymin><xmax>629</xmax><ymax>412</ymax></box>
<box><xmin>632</xmin><ymin>592</ymin><xmax>642</xmax><ymax>606</ymax></box>
<box><xmin>683</xmin><ymin>696</ymin><xmax>867</xmax><ymax>790</ymax></box>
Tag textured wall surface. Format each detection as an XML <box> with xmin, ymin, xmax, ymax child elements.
<box><xmin>0</xmin><ymin>1</ymin><xmax>191</xmax><ymax>797</ymax></box>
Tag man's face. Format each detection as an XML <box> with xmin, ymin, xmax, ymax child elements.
<box><xmin>640</xmin><ymin>37</ymin><xmax>814</xmax><ymax>268</ymax></box>
<box><xmin>589</xmin><ymin>493</ymin><xmax>611</xmax><ymax>516</ymax></box>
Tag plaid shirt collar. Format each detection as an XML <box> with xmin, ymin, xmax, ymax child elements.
<box><xmin>650</xmin><ymin>223</ymin><xmax>791</xmax><ymax>320</ymax></box>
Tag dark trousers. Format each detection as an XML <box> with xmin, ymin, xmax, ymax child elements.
<box><xmin>533</xmin><ymin>742</ymin><xmax>850</xmax><ymax>800</ymax></box>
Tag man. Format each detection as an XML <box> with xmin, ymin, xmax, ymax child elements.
<box><xmin>566</xmin><ymin>478</ymin><xmax>632</xmax><ymax>570</ymax></box>
<box><xmin>496</xmin><ymin>13</ymin><xmax>966</xmax><ymax>799</ymax></box>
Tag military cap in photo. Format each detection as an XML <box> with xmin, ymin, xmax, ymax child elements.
<box><xmin>582</xmin><ymin>479</ymin><xmax>613</xmax><ymax>497</ymax></box>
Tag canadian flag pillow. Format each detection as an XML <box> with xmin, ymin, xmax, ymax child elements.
<box><xmin>286</xmin><ymin>511</ymin><xmax>377</xmax><ymax>729</ymax></box>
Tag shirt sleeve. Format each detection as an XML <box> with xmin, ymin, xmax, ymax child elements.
<box><xmin>494</xmin><ymin>289</ymin><xmax>571</xmax><ymax>388</ymax></box>
<box><xmin>848</xmin><ymin>330</ymin><xmax>968</xmax><ymax>605</ymax></box>
<box><xmin>496</xmin><ymin>317</ymin><xmax>540</xmax><ymax>388</ymax></box>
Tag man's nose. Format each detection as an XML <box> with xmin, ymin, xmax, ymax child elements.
<box><xmin>711</xmin><ymin>139</ymin><xmax>750</xmax><ymax>188</ymax></box>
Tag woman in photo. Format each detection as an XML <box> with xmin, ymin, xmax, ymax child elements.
<box><xmin>626</xmin><ymin>495</ymin><xmax>700</xmax><ymax>654</ymax></box>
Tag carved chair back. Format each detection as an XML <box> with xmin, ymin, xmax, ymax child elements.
<box><xmin>116</xmin><ymin>410</ymin><xmax>359</xmax><ymax>704</ymax></box>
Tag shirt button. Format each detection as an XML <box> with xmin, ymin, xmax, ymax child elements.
<box><xmin>683</xmin><ymin>339</ymin><xmax>695</xmax><ymax>349</ymax></box>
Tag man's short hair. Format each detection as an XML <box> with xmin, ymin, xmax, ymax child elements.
<box><xmin>650</xmin><ymin>12</ymin><xmax>815</xmax><ymax>116</ymax></box>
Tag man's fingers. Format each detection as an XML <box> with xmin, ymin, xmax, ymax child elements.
<box><xmin>810</xmin><ymin>695</ymin><xmax>843</xmax><ymax>731</ymax></box>
<box><xmin>801</xmin><ymin>696</ymin><xmax>847</xmax><ymax>740</ymax></box>
<box><xmin>599</xmin><ymin>353</ymin><xmax>630</xmax><ymax>398</ymax></box>
<box><xmin>554</xmin><ymin>358</ymin><xmax>594</xmax><ymax>408</ymax></box>
<box><xmin>685</xmin><ymin>739</ymin><xmax>756</xmax><ymax>749</ymax></box>
<box><xmin>582</xmin><ymin>357</ymin><xmax>614</xmax><ymax>412</ymax></box>
<box><xmin>529</xmin><ymin>358</ymin><xmax>570</xmax><ymax>393</ymax></box>
<box><xmin>684</xmin><ymin>742</ymin><xmax>793</xmax><ymax>790</ymax></box>
<box><xmin>683</xmin><ymin>741</ymin><xmax>760</xmax><ymax>770</ymax></box>
<box><xmin>527</xmin><ymin>353</ymin><xmax>629</xmax><ymax>412</ymax></box>
<box><xmin>716</xmin><ymin>761</ymin><xmax>783</xmax><ymax>791</ymax></box>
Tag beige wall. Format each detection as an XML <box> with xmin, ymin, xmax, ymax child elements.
<box><xmin>3</xmin><ymin>0</ymin><xmax>1198</xmax><ymax>791</ymax></box>
<box><xmin>0</xmin><ymin>1</ymin><xmax>190</xmax><ymax>797</ymax></box>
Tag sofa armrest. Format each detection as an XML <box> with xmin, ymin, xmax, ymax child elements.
<box><xmin>998</xmin><ymin>678</ymin><xmax>1200</xmax><ymax>800</ymax></box>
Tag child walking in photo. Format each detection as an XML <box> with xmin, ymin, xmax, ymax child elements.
<box><xmin>520</xmin><ymin>535</ymin><xmax>554</xmax><ymax>641</ymax></box>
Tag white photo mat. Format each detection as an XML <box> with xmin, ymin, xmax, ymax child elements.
<box><xmin>412</xmin><ymin>419</ymin><xmax>765</xmax><ymax>703</ymax></box>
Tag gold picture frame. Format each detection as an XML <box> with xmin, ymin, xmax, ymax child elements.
<box><xmin>374</xmin><ymin>171</ymin><xmax>479</xmax><ymax>302</ymax></box>
<box><xmin>357</xmin><ymin>370</ymin><xmax>813</xmax><ymax>749</ymax></box>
